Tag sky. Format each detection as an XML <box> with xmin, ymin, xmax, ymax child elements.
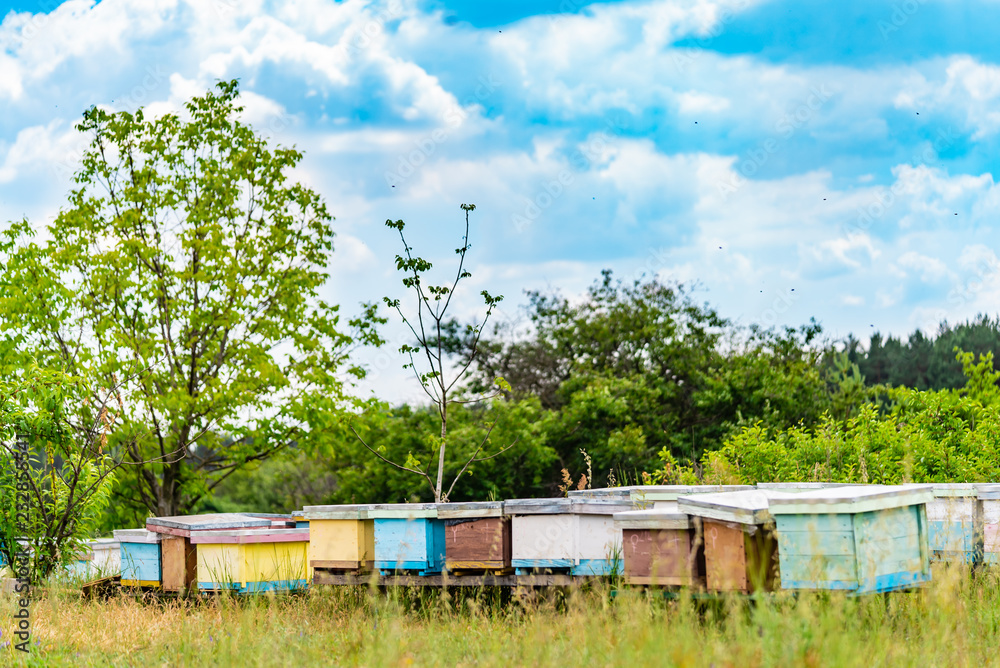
<box><xmin>1</xmin><ymin>0</ymin><xmax>999</xmax><ymax>403</ymax></box>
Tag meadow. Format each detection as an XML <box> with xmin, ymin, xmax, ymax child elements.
<box><xmin>1</xmin><ymin>565</ymin><xmax>998</xmax><ymax>667</ymax></box>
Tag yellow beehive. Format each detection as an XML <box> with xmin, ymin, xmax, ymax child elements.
<box><xmin>192</xmin><ymin>528</ymin><xmax>309</xmax><ymax>593</ymax></box>
<box><xmin>301</xmin><ymin>505</ymin><xmax>374</xmax><ymax>572</ymax></box>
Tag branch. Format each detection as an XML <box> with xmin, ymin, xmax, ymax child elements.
<box><xmin>349</xmin><ymin>424</ymin><xmax>435</xmax><ymax>492</ymax></box>
<box><xmin>442</xmin><ymin>414</ymin><xmax>518</xmax><ymax>502</ymax></box>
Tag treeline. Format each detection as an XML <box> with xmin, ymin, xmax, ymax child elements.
<box><xmin>207</xmin><ymin>271</ymin><xmax>1000</xmax><ymax>513</ymax></box>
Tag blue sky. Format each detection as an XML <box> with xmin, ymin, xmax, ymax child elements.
<box><xmin>1</xmin><ymin>0</ymin><xmax>999</xmax><ymax>401</ymax></box>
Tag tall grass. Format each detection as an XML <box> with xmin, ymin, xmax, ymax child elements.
<box><xmin>2</xmin><ymin>563</ymin><xmax>999</xmax><ymax>666</ymax></box>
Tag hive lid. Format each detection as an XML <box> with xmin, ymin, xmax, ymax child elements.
<box><xmin>112</xmin><ymin>529</ymin><xmax>162</xmax><ymax>543</ymax></box>
<box><xmin>146</xmin><ymin>513</ymin><xmax>272</xmax><ymax>534</ymax></box>
<box><xmin>366</xmin><ymin>503</ymin><xmax>438</xmax><ymax>519</ymax></box>
<box><xmin>613</xmin><ymin>509</ymin><xmax>692</xmax><ymax>530</ymax></box>
<box><xmin>300</xmin><ymin>504</ymin><xmax>374</xmax><ymax>520</ymax></box>
<box><xmin>677</xmin><ymin>489</ymin><xmax>795</xmax><ymax>525</ymax></box>
<box><xmin>768</xmin><ymin>484</ymin><xmax>934</xmax><ymax>514</ymax></box>
<box><xmin>567</xmin><ymin>487</ymin><xmax>638</xmax><ymax>500</ymax></box>
<box><xmin>977</xmin><ymin>484</ymin><xmax>1000</xmax><ymax>500</ymax></box>
<box><xmin>503</xmin><ymin>498</ymin><xmax>632</xmax><ymax>516</ymax></box>
<box><xmin>756</xmin><ymin>482</ymin><xmax>857</xmax><ymax>491</ymax></box>
<box><xmin>86</xmin><ymin>537</ymin><xmax>120</xmax><ymax>549</ymax></box>
<box><xmin>437</xmin><ymin>501</ymin><xmax>504</xmax><ymax>519</ymax></box>
<box><xmin>931</xmin><ymin>483</ymin><xmax>981</xmax><ymax>498</ymax></box>
<box><xmin>630</xmin><ymin>485</ymin><xmax>754</xmax><ymax>503</ymax></box>
<box><xmin>188</xmin><ymin>527</ymin><xmax>310</xmax><ymax>544</ymax></box>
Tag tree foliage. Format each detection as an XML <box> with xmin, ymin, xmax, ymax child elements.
<box><xmin>0</xmin><ymin>369</ymin><xmax>123</xmax><ymax>584</ymax></box>
<box><xmin>689</xmin><ymin>350</ymin><xmax>1000</xmax><ymax>486</ymax></box>
<box><xmin>0</xmin><ymin>80</ymin><xmax>378</xmax><ymax>517</ymax></box>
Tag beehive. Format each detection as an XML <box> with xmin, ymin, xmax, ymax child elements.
<box><xmin>770</xmin><ymin>485</ymin><xmax>933</xmax><ymax>594</ymax></box>
<box><xmin>146</xmin><ymin>514</ymin><xmax>273</xmax><ymax>592</ymax></box>
<box><xmin>368</xmin><ymin>504</ymin><xmax>445</xmax><ymax>574</ymax></box>
<box><xmin>630</xmin><ymin>485</ymin><xmax>755</xmax><ymax>511</ymax></box>
<box><xmin>301</xmin><ymin>504</ymin><xmax>375</xmax><ymax>573</ymax></box>
<box><xmin>437</xmin><ymin>501</ymin><xmax>510</xmax><ymax>572</ymax></box>
<box><xmin>677</xmin><ymin>490</ymin><xmax>792</xmax><ymax>593</ymax></box>
<box><xmin>89</xmin><ymin>538</ymin><xmax>121</xmax><ymax>577</ymax></box>
<box><xmin>926</xmin><ymin>483</ymin><xmax>982</xmax><ymax>564</ymax></box>
<box><xmin>614</xmin><ymin>509</ymin><xmax>704</xmax><ymax>587</ymax></box>
<box><xmin>504</xmin><ymin>498</ymin><xmax>632</xmax><ymax>575</ymax></box>
<box><xmin>976</xmin><ymin>484</ymin><xmax>1000</xmax><ymax>564</ymax></box>
<box><xmin>192</xmin><ymin>527</ymin><xmax>309</xmax><ymax>593</ymax></box>
<box><xmin>114</xmin><ymin>529</ymin><xmax>163</xmax><ymax>588</ymax></box>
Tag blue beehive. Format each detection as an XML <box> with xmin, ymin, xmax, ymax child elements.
<box><xmin>770</xmin><ymin>485</ymin><xmax>933</xmax><ymax>594</ymax></box>
<box><xmin>368</xmin><ymin>504</ymin><xmax>445</xmax><ymax>574</ymax></box>
<box><xmin>113</xmin><ymin>529</ymin><xmax>163</xmax><ymax>588</ymax></box>
<box><xmin>926</xmin><ymin>483</ymin><xmax>982</xmax><ymax>564</ymax></box>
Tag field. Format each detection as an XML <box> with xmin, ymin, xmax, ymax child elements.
<box><xmin>1</xmin><ymin>565</ymin><xmax>999</xmax><ymax>667</ymax></box>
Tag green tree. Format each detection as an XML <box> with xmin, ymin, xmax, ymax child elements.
<box><xmin>0</xmin><ymin>368</ymin><xmax>125</xmax><ymax>584</ymax></box>
<box><xmin>0</xmin><ymin>81</ymin><xmax>379</xmax><ymax>517</ymax></box>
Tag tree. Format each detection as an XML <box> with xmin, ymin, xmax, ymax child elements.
<box><xmin>0</xmin><ymin>368</ymin><xmax>129</xmax><ymax>584</ymax></box>
<box><xmin>0</xmin><ymin>81</ymin><xmax>379</xmax><ymax>517</ymax></box>
<box><xmin>353</xmin><ymin>204</ymin><xmax>513</xmax><ymax>502</ymax></box>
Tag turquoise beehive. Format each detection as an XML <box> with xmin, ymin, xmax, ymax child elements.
<box><xmin>368</xmin><ymin>504</ymin><xmax>445</xmax><ymax>575</ymax></box>
<box><xmin>770</xmin><ymin>485</ymin><xmax>933</xmax><ymax>594</ymax></box>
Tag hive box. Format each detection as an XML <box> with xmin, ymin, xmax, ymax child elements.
<box><xmin>770</xmin><ymin>485</ymin><xmax>933</xmax><ymax>594</ymax></box>
<box><xmin>630</xmin><ymin>485</ymin><xmax>755</xmax><ymax>512</ymax></box>
<box><xmin>504</xmin><ymin>498</ymin><xmax>632</xmax><ymax>575</ymax></box>
<box><xmin>437</xmin><ymin>501</ymin><xmax>511</xmax><ymax>572</ymax></box>
<box><xmin>192</xmin><ymin>528</ymin><xmax>310</xmax><ymax>593</ymax></box>
<box><xmin>614</xmin><ymin>509</ymin><xmax>704</xmax><ymax>587</ymax></box>
<box><xmin>976</xmin><ymin>484</ymin><xmax>1000</xmax><ymax>564</ymax></box>
<box><xmin>114</xmin><ymin>529</ymin><xmax>163</xmax><ymax>588</ymax></box>
<box><xmin>926</xmin><ymin>483</ymin><xmax>982</xmax><ymax>564</ymax></box>
<box><xmin>678</xmin><ymin>490</ymin><xmax>793</xmax><ymax>593</ymax></box>
<box><xmin>301</xmin><ymin>504</ymin><xmax>375</xmax><ymax>572</ymax></box>
<box><xmin>89</xmin><ymin>538</ymin><xmax>121</xmax><ymax>577</ymax></box>
<box><xmin>147</xmin><ymin>514</ymin><xmax>274</xmax><ymax>593</ymax></box>
<box><xmin>368</xmin><ymin>504</ymin><xmax>446</xmax><ymax>574</ymax></box>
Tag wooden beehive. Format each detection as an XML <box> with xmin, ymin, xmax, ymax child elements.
<box><xmin>88</xmin><ymin>538</ymin><xmax>121</xmax><ymax>577</ymax></box>
<box><xmin>926</xmin><ymin>483</ymin><xmax>982</xmax><ymax>564</ymax></box>
<box><xmin>678</xmin><ymin>490</ymin><xmax>792</xmax><ymax>593</ymax></box>
<box><xmin>770</xmin><ymin>485</ymin><xmax>933</xmax><ymax>594</ymax></box>
<box><xmin>146</xmin><ymin>514</ymin><xmax>273</xmax><ymax>592</ymax></box>
<box><xmin>630</xmin><ymin>485</ymin><xmax>755</xmax><ymax>512</ymax></box>
<box><xmin>437</xmin><ymin>501</ymin><xmax>510</xmax><ymax>572</ymax></box>
<box><xmin>976</xmin><ymin>484</ymin><xmax>1000</xmax><ymax>565</ymax></box>
<box><xmin>301</xmin><ymin>504</ymin><xmax>375</xmax><ymax>573</ymax></box>
<box><xmin>614</xmin><ymin>509</ymin><xmax>705</xmax><ymax>587</ymax></box>
<box><xmin>504</xmin><ymin>498</ymin><xmax>632</xmax><ymax>575</ymax></box>
<box><xmin>192</xmin><ymin>527</ymin><xmax>310</xmax><ymax>593</ymax></box>
<box><xmin>113</xmin><ymin>529</ymin><xmax>163</xmax><ymax>588</ymax></box>
<box><xmin>368</xmin><ymin>504</ymin><xmax>445</xmax><ymax>574</ymax></box>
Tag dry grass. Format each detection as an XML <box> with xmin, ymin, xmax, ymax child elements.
<box><xmin>2</xmin><ymin>564</ymin><xmax>999</xmax><ymax>666</ymax></box>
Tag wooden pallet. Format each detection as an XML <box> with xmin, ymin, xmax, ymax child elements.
<box><xmin>312</xmin><ymin>571</ymin><xmax>602</xmax><ymax>587</ymax></box>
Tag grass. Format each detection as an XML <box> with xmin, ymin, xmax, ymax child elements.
<box><xmin>2</xmin><ymin>563</ymin><xmax>1000</xmax><ymax>666</ymax></box>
